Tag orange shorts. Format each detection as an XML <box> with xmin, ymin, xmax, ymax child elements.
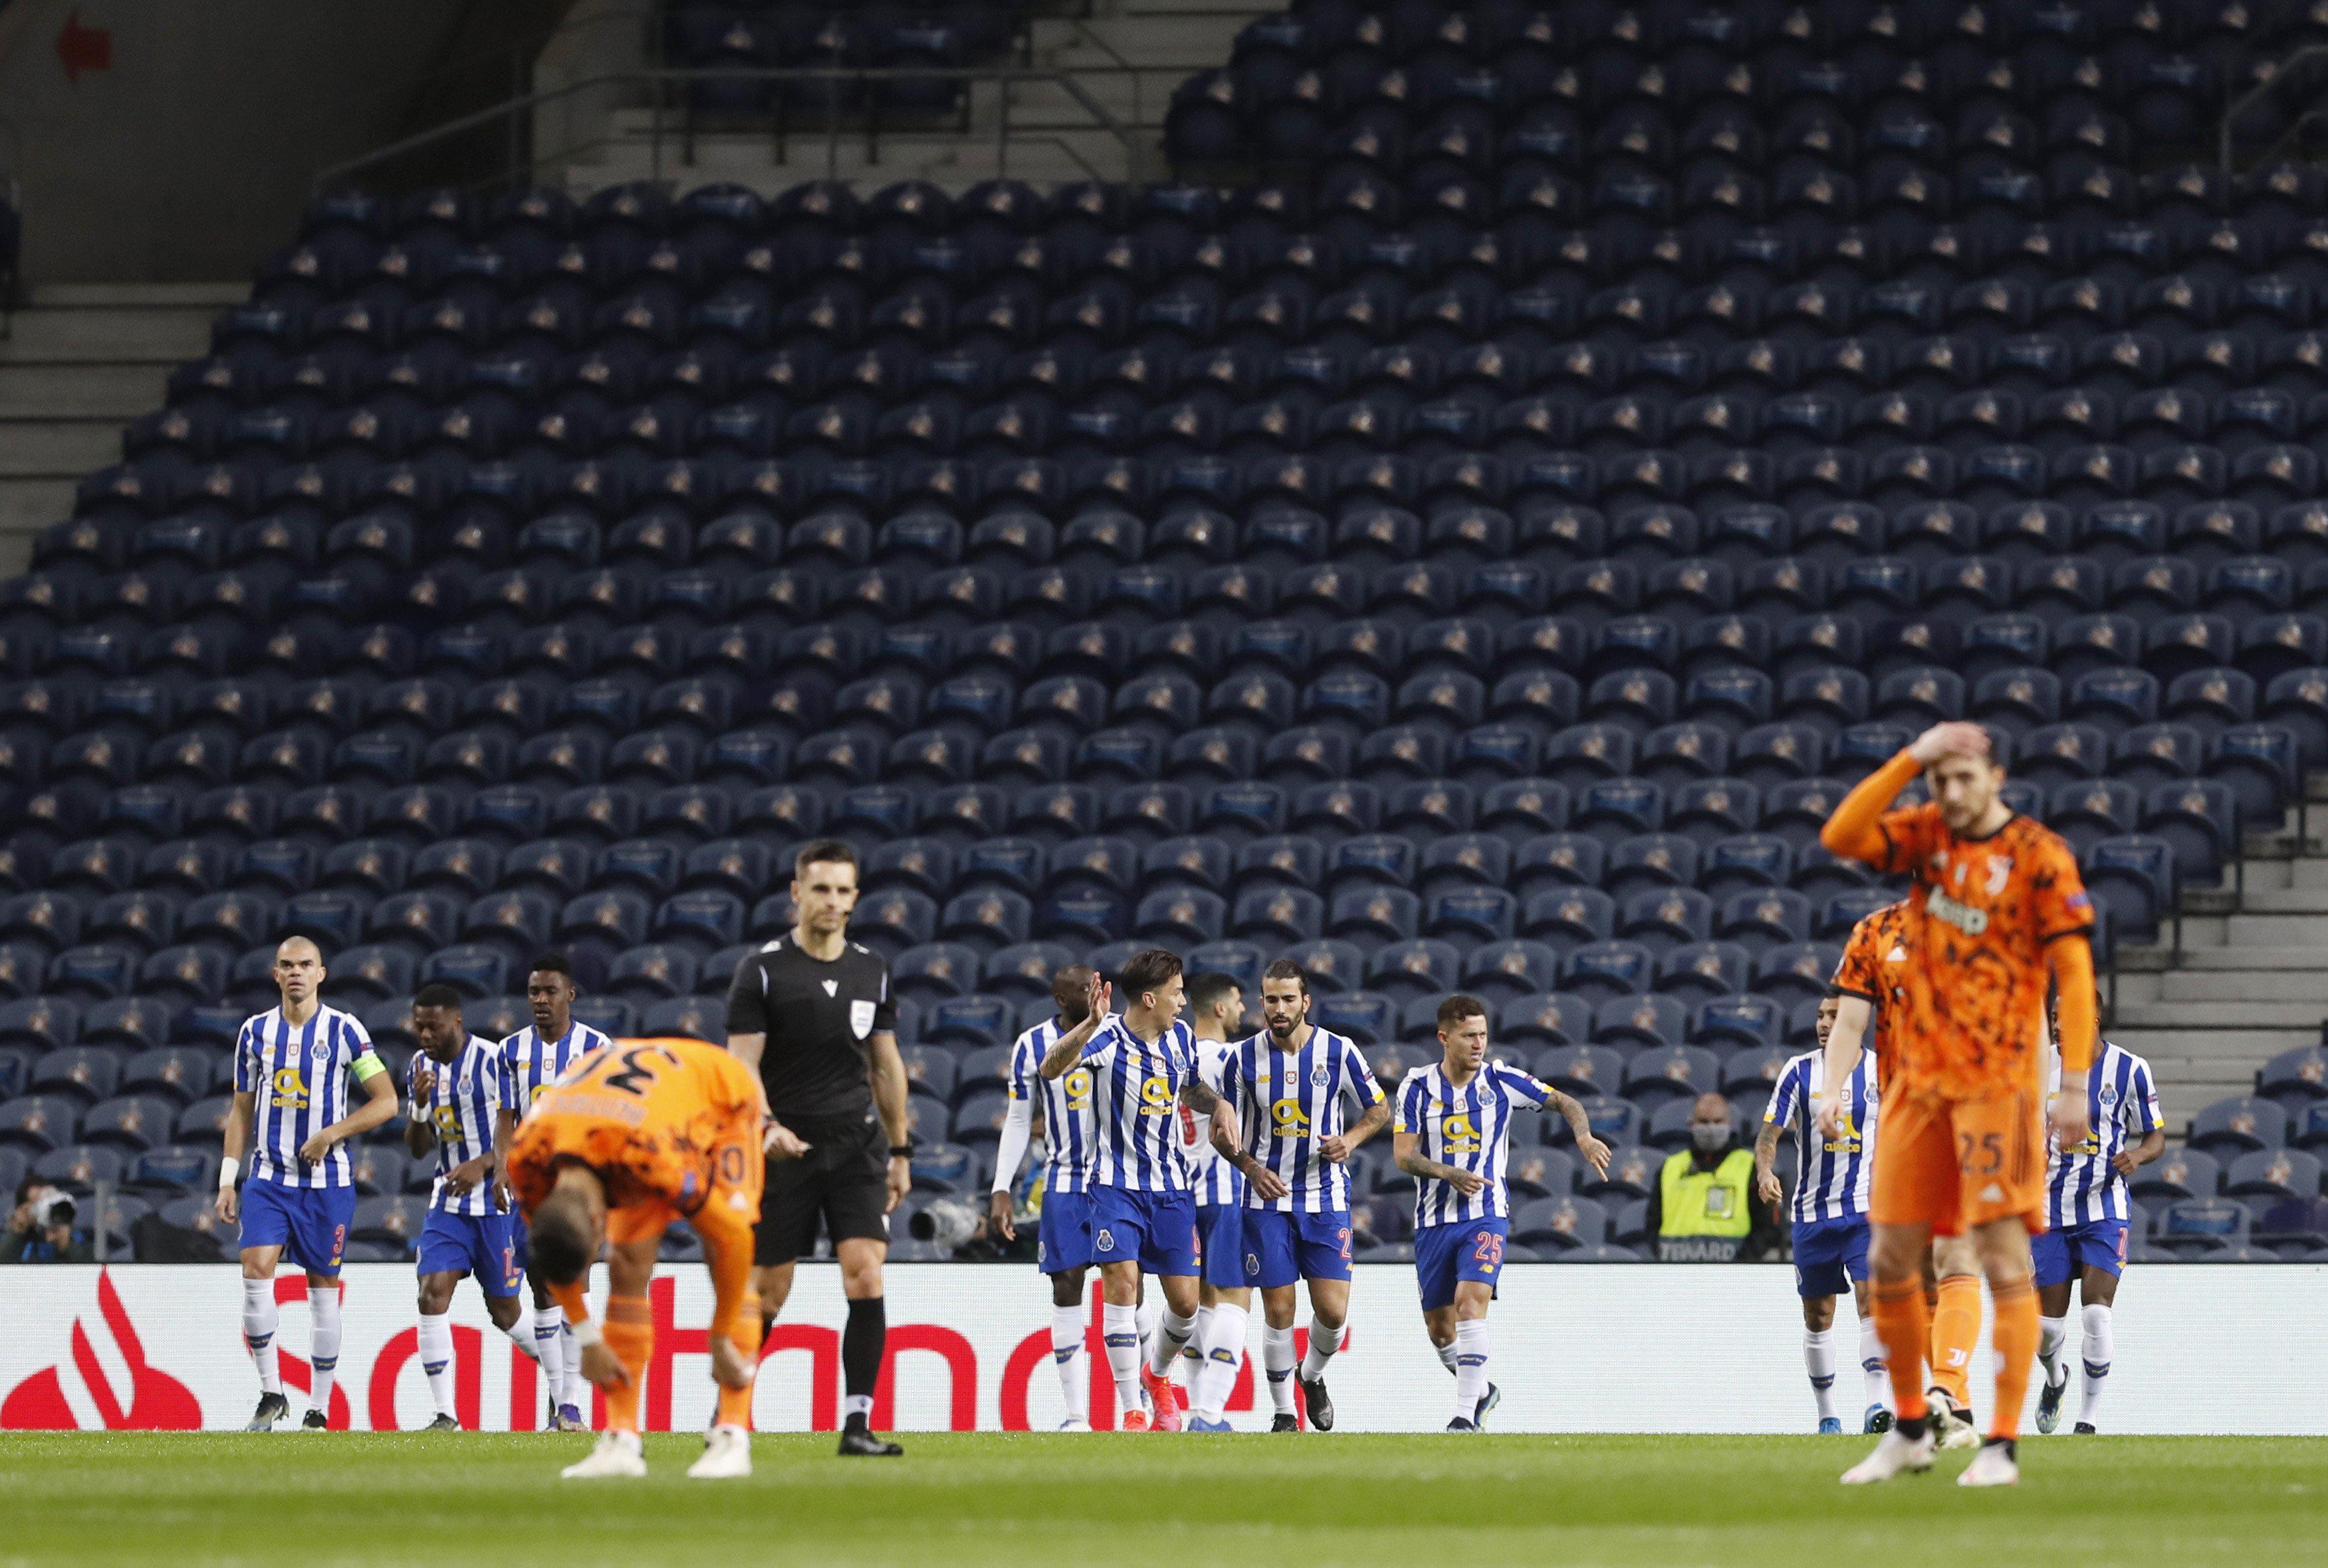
<box><xmin>1870</xmin><ymin>1088</ymin><xmax>2049</xmax><ymax>1237</ymax></box>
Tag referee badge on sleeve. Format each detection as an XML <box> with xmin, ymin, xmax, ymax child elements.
<box><xmin>850</xmin><ymin>999</ymin><xmax>876</xmax><ymax>1039</ymax></box>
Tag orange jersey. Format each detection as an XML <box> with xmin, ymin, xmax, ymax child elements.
<box><xmin>508</xmin><ymin>1036</ymin><xmax>764</xmax><ymax>1232</ymax></box>
<box><xmin>1829</xmin><ymin>900</ymin><xmax>1913</xmax><ymax>1048</ymax></box>
<box><xmin>1865</xmin><ymin>806</ymin><xmax>2093</xmax><ymax>1100</ymax></box>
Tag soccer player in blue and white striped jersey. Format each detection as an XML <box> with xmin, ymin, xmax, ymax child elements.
<box><xmin>988</xmin><ymin>964</ymin><xmax>1103</xmax><ymax>1430</ymax></box>
<box><xmin>1393</xmin><ymin>994</ymin><xmax>1608</xmax><ymax>1431</ymax></box>
<box><xmin>407</xmin><ymin>984</ymin><xmax>540</xmax><ymax>1430</ymax></box>
<box><xmin>2034</xmin><ymin>1024</ymin><xmax>2162</xmax><ymax>1434</ymax></box>
<box><xmin>216</xmin><ymin>937</ymin><xmax>400</xmax><ymax>1432</ymax></box>
<box><xmin>493</xmin><ymin>953</ymin><xmax>614</xmax><ymax>1432</ymax></box>
<box><xmin>1177</xmin><ymin>970</ymin><xmax>1249</xmax><ymax>1430</ymax></box>
<box><xmin>1038</xmin><ymin>952</ymin><xmax>1278</xmax><ymax>1431</ymax></box>
<box><xmin>1757</xmin><ymin>994</ymin><xmax>1889</xmax><ymax>1434</ymax></box>
<box><xmin>1199</xmin><ymin>960</ymin><xmax>1389</xmax><ymax>1433</ymax></box>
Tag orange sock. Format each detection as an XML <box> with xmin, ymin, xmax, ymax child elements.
<box><xmin>715</xmin><ymin>1293</ymin><xmax>762</xmax><ymax>1430</ymax></box>
<box><xmin>603</xmin><ymin>1293</ymin><xmax>653</xmax><ymax>1437</ymax></box>
<box><xmin>1929</xmin><ymin>1275</ymin><xmax>1982</xmax><ymax>1409</ymax></box>
<box><xmin>1871</xmin><ymin>1277</ymin><xmax>1930</xmax><ymax>1424</ymax></box>
<box><xmin>1987</xmin><ymin>1276</ymin><xmax>2038</xmax><ymax>1442</ymax></box>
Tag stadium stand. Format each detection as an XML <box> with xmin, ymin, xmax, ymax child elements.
<box><xmin>6</xmin><ymin>0</ymin><xmax>2328</xmax><ymax>1264</ymax></box>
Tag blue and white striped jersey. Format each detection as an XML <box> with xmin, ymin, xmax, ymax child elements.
<box><xmin>233</xmin><ymin>1004</ymin><xmax>382</xmax><ymax>1188</ymax></box>
<box><xmin>409</xmin><ymin>1034</ymin><xmax>512</xmax><ymax>1216</ymax></box>
<box><xmin>499</xmin><ymin>1020</ymin><xmax>614</xmax><ymax>1118</ymax></box>
<box><xmin>1183</xmin><ymin>1035</ymin><xmax>1245</xmax><ymax>1208</ymax></box>
<box><xmin>1007</xmin><ymin>1018</ymin><xmax>1097</xmax><ymax>1196</ymax></box>
<box><xmin>1395</xmin><ymin>1060</ymin><xmax>1554</xmax><ymax>1228</ymax></box>
<box><xmin>1219</xmin><ymin>1026</ymin><xmax>1386</xmax><ymax>1214</ymax></box>
<box><xmin>1079</xmin><ymin>1014</ymin><xmax>1197</xmax><ymax>1193</ymax></box>
<box><xmin>1762</xmin><ymin>1050</ymin><xmax>1879</xmax><ymax>1225</ymax></box>
<box><xmin>2047</xmin><ymin>1041</ymin><xmax>2160</xmax><ymax>1227</ymax></box>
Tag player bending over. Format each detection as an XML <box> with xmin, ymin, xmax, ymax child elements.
<box><xmin>1819</xmin><ymin>722</ymin><xmax>2097</xmax><ymax>1488</ymax></box>
<box><xmin>1039</xmin><ymin>953</ymin><xmax>1279</xmax><ymax>1431</ymax></box>
<box><xmin>511</xmin><ymin>1036</ymin><xmax>767</xmax><ymax>1480</ymax></box>
<box><xmin>1757</xmin><ymin>994</ymin><xmax>1886</xmax><ymax>1434</ymax></box>
<box><xmin>989</xmin><ymin>964</ymin><xmax>1104</xmax><ymax>1430</ymax></box>
<box><xmin>217</xmin><ymin>937</ymin><xmax>400</xmax><ymax>1430</ymax></box>
<box><xmin>2035</xmin><ymin>1005</ymin><xmax>2162</xmax><ymax>1435</ymax></box>
<box><xmin>1203</xmin><ymin>960</ymin><xmax>1389</xmax><ymax>1432</ymax></box>
<box><xmin>406</xmin><ymin>985</ymin><xmax>542</xmax><ymax>1429</ymax></box>
<box><xmin>1819</xmin><ymin>899</ymin><xmax>1984</xmax><ymax>1448</ymax></box>
<box><xmin>1394</xmin><ymin>994</ymin><xmax>1610</xmax><ymax>1430</ymax></box>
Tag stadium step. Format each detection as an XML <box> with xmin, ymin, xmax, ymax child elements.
<box><xmin>1032</xmin><ymin>15</ymin><xmax>1249</xmax><ymax>68</ymax></box>
<box><xmin>0</xmin><ymin>284</ymin><xmax>233</xmax><ymax>574</ymax></box>
<box><xmin>2160</xmin><ymin>969</ymin><xmax>2328</xmax><ymax>1004</ymax></box>
<box><xmin>2112</xmin><ymin>1000</ymin><xmax>2325</xmax><ymax>1029</ymax></box>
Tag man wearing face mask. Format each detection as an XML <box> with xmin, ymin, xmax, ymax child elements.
<box><xmin>1647</xmin><ymin>1093</ymin><xmax>1778</xmax><ymax>1263</ymax></box>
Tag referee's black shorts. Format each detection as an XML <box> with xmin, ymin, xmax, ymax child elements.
<box><xmin>755</xmin><ymin>1115</ymin><xmax>891</xmax><ymax>1266</ymax></box>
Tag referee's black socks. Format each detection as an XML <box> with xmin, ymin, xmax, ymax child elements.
<box><xmin>842</xmin><ymin>1297</ymin><xmax>885</xmax><ymax>1432</ymax></box>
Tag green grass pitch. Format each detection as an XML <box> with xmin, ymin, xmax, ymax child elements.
<box><xmin>4</xmin><ymin>1432</ymin><xmax>2321</xmax><ymax>1565</ymax></box>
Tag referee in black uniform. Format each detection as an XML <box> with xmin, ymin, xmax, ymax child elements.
<box><xmin>726</xmin><ymin>838</ymin><xmax>910</xmax><ymax>1456</ymax></box>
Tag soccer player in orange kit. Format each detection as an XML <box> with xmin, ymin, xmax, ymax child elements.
<box><xmin>1817</xmin><ymin>721</ymin><xmax>2097</xmax><ymax>1488</ymax></box>
<box><xmin>508</xmin><ymin>1036</ymin><xmax>768</xmax><ymax>1480</ymax></box>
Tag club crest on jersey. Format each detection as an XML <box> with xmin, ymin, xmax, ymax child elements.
<box><xmin>821</xmin><ymin>979</ymin><xmax>838</xmax><ymax>997</ymax></box>
<box><xmin>1986</xmin><ymin>855</ymin><xmax>2013</xmax><ymax>896</ymax></box>
<box><xmin>308</xmin><ymin>1040</ymin><xmax>331</xmax><ymax>1062</ymax></box>
<box><xmin>2099</xmin><ymin>1085</ymin><xmax>2119</xmax><ymax>1107</ymax></box>
<box><xmin>1925</xmin><ymin>887</ymin><xmax>1988</xmax><ymax>936</ymax></box>
<box><xmin>1310</xmin><ymin>1065</ymin><xmax>1330</xmax><ymax>1087</ymax></box>
<box><xmin>849</xmin><ymin>1000</ymin><xmax>875</xmax><ymax>1038</ymax></box>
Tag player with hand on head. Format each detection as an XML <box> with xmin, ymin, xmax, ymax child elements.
<box><xmin>216</xmin><ymin>937</ymin><xmax>400</xmax><ymax>1432</ymax></box>
<box><xmin>406</xmin><ymin>984</ymin><xmax>540</xmax><ymax>1430</ymax></box>
<box><xmin>1039</xmin><ymin>952</ymin><xmax>1277</xmax><ymax>1432</ymax></box>
<box><xmin>1757</xmin><ymin>994</ymin><xmax>1885</xmax><ymax>1435</ymax></box>
<box><xmin>725</xmin><ymin>840</ymin><xmax>913</xmax><ymax>1458</ymax></box>
<box><xmin>1819</xmin><ymin>721</ymin><xmax>2099</xmax><ymax>1488</ymax></box>
<box><xmin>1395</xmin><ymin>994</ymin><xmax>1611</xmax><ymax>1431</ymax></box>
<box><xmin>509</xmin><ymin>1035</ymin><xmax>768</xmax><ymax>1480</ymax></box>
<box><xmin>989</xmin><ymin>964</ymin><xmax>1104</xmax><ymax>1430</ymax></box>
<box><xmin>494</xmin><ymin>952</ymin><xmax>616</xmax><ymax>1432</ymax></box>
<box><xmin>1203</xmin><ymin>961</ymin><xmax>1389</xmax><ymax>1433</ymax></box>
<box><xmin>2034</xmin><ymin>1000</ymin><xmax>2162</xmax><ymax>1436</ymax></box>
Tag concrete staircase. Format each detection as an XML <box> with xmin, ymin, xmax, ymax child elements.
<box><xmin>561</xmin><ymin>0</ymin><xmax>1268</xmax><ymax>195</ymax></box>
<box><xmin>2112</xmin><ymin>783</ymin><xmax>2328</xmax><ymax>1133</ymax></box>
<box><xmin>0</xmin><ymin>284</ymin><xmax>237</xmax><ymax>577</ymax></box>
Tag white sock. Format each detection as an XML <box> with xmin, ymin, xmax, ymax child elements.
<box><xmin>843</xmin><ymin>1393</ymin><xmax>873</xmax><ymax>1422</ymax></box>
<box><xmin>1453</xmin><ymin>1319</ymin><xmax>1490</xmax><ymax>1424</ymax></box>
<box><xmin>2079</xmin><ymin>1303</ymin><xmax>2113</xmax><ymax>1427</ymax></box>
<box><xmin>1177</xmin><ymin>1305</ymin><xmax>1212</xmax><ymax>1389</ymax></box>
<box><xmin>2039</xmin><ymin>1313</ymin><xmax>2071</xmax><ymax>1389</ymax></box>
<box><xmin>1102</xmin><ymin>1303</ymin><xmax>1144</xmax><ymax>1410</ymax></box>
<box><xmin>306</xmin><ymin>1284</ymin><xmax>341</xmax><ymax>1416</ymax></box>
<box><xmin>1804</xmin><ymin>1327</ymin><xmax>1838</xmax><ymax>1422</ymax></box>
<box><xmin>1300</xmin><ymin>1318</ymin><xmax>1344</xmax><ymax>1381</ymax></box>
<box><xmin>1193</xmin><ymin>1302</ymin><xmax>1248</xmax><ymax>1421</ymax></box>
<box><xmin>1134</xmin><ymin>1299</ymin><xmax>1158</xmax><ymax>1369</ymax></box>
<box><xmin>241</xmin><ymin>1277</ymin><xmax>282</xmax><ymax>1396</ymax></box>
<box><xmin>417</xmin><ymin>1311</ymin><xmax>457</xmax><ymax>1419</ymax></box>
<box><xmin>1147</xmin><ymin>1309</ymin><xmax>1197</xmax><ymax>1379</ymax></box>
<box><xmin>1858</xmin><ymin>1313</ymin><xmax>1890</xmax><ymax>1412</ymax></box>
<box><xmin>1436</xmin><ymin>1339</ymin><xmax>1459</xmax><ymax>1375</ymax></box>
<box><xmin>502</xmin><ymin>1316</ymin><xmax>540</xmax><ymax>1363</ymax></box>
<box><xmin>557</xmin><ymin>1321</ymin><xmax>579</xmax><ymax>1409</ymax></box>
<box><xmin>1050</xmin><ymin>1304</ymin><xmax>1089</xmax><ymax>1424</ymax></box>
<box><xmin>1262</xmin><ymin>1324</ymin><xmax>1298</xmax><ymax>1414</ymax></box>
<box><xmin>532</xmin><ymin>1305</ymin><xmax>566</xmax><ymax>1411</ymax></box>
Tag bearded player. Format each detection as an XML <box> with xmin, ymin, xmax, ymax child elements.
<box><xmin>509</xmin><ymin>1036</ymin><xmax>768</xmax><ymax>1480</ymax></box>
<box><xmin>1819</xmin><ymin>722</ymin><xmax>2097</xmax><ymax>1488</ymax></box>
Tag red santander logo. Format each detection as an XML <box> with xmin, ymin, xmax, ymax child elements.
<box><xmin>3</xmin><ymin>1268</ymin><xmax>200</xmax><ymax>1429</ymax></box>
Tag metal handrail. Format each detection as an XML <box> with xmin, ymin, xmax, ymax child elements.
<box><xmin>2219</xmin><ymin>43</ymin><xmax>2328</xmax><ymax>172</ymax></box>
<box><xmin>316</xmin><ymin>64</ymin><xmax>1153</xmax><ymax>195</ymax></box>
